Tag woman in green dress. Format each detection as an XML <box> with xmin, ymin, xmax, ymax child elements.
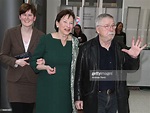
<box><xmin>30</xmin><ymin>9</ymin><xmax>78</xmax><ymax>113</ymax></box>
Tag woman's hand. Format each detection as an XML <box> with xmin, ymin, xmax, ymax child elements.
<box><xmin>36</xmin><ymin>58</ymin><xmax>56</xmax><ymax>75</ymax></box>
<box><xmin>36</xmin><ymin>58</ymin><xmax>45</xmax><ymax>65</ymax></box>
<box><xmin>122</xmin><ymin>37</ymin><xmax>147</xmax><ymax>58</ymax></box>
<box><xmin>36</xmin><ymin>65</ymin><xmax>56</xmax><ymax>75</ymax></box>
<box><xmin>45</xmin><ymin>66</ymin><xmax>56</xmax><ymax>75</ymax></box>
<box><xmin>15</xmin><ymin>57</ymin><xmax>29</xmax><ymax>67</ymax></box>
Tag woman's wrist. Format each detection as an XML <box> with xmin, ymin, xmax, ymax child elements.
<box><xmin>36</xmin><ymin>64</ymin><xmax>48</xmax><ymax>70</ymax></box>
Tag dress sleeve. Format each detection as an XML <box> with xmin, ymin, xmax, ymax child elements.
<box><xmin>30</xmin><ymin>35</ymin><xmax>46</xmax><ymax>73</ymax></box>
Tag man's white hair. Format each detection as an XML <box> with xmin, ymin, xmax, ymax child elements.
<box><xmin>95</xmin><ymin>13</ymin><xmax>114</xmax><ymax>27</ymax></box>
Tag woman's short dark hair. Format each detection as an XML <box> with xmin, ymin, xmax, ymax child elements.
<box><xmin>54</xmin><ymin>9</ymin><xmax>75</xmax><ymax>32</ymax></box>
<box><xmin>19</xmin><ymin>3</ymin><xmax>36</xmax><ymax>16</ymax></box>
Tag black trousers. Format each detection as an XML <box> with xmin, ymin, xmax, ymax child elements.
<box><xmin>10</xmin><ymin>102</ymin><xmax>35</xmax><ymax>113</ymax></box>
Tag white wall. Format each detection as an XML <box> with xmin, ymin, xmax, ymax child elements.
<box><xmin>127</xmin><ymin>50</ymin><xmax>150</xmax><ymax>86</ymax></box>
<box><xmin>122</xmin><ymin>0</ymin><xmax>150</xmax><ymax>86</ymax></box>
<box><xmin>124</xmin><ymin>0</ymin><xmax>150</xmax><ymax>8</ymax></box>
<box><xmin>123</xmin><ymin>0</ymin><xmax>150</xmax><ymax>46</ymax></box>
<box><xmin>47</xmin><ymin>0</ymin><xmax>61</xmax><ymax>33</ymax></box>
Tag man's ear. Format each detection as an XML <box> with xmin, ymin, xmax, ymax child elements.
<box><xmin>96</xmin><ymin>26</ymin><xmax>99</xmax><ymax>34</ymax></box>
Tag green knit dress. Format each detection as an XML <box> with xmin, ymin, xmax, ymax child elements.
<box><xmin>30</xmin><ymin>34</ymin><xmax>72</xmax><ymax>113</ymax></box>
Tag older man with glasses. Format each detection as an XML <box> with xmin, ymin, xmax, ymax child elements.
<box><xmin>74</xmin><ymin>13</ymin><xmax>146</xmax><ymax>113</ymax></box>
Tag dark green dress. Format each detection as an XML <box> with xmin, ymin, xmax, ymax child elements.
<box><xmin>30</xmin><ymin>34</ymin><xmax>72</xmax><ymax>113</ymax></box>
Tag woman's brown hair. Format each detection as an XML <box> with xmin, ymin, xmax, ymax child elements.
<box><xmin>54</xmin><ymin>9</ymin><xmax>75</xmax><ymax>32</ymax></box>
<box><xmin>19</xmin><ymin>3</ymin><xmax>36</xmax><ymax>16</ymax></box>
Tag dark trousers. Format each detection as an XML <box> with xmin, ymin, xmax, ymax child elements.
<box><xmin>10</xmin><ymin>102</ymin><xmax>35</xmax><ymax>113</ymax></box>
<box><xmin>98</xmin><ymin>91</ymin><xmax>117</xmax><ymax>113</ymax></box>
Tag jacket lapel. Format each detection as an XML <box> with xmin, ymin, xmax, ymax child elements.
<box><xmin>15</xmin><ymin>25</ymin><xmax>25</xmax><ymax>52</ymax></box>
<box><xmin>27</xmin><ymin>27</ymin><xmax>37</xmax><ymax>51</ymax></box>
<box><xmin>91</xmin><ymin>36</ymin><xmax>100</xmax><ymax>70</ymax></box>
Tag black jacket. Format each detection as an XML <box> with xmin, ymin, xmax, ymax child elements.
<box><xmin>74</xmin><ymin>36</ymin><xmax>139</xmax><ymax>113</ymax></box>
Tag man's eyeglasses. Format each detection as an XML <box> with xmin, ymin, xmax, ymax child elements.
<box><xmin>98</xmin><ymin>24</ymin><xmax>116</xmax><ymax>30</ymax></box>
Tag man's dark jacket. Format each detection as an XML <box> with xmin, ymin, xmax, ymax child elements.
<box><xmin>74</xmin><ymin>36</ymin><xmax>139</xmax><ymax>113</ymax></box>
